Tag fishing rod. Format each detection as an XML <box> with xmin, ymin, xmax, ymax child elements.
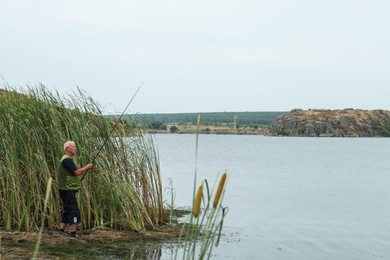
<box><xmin>81</xmin><ymin>81</ymin><xmax>144</xmax><ymax>181</ymax></box>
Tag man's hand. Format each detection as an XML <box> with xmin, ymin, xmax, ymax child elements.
<box><xmin>74</xmin><ymin>163</ymin><xmax>93</xmax><ymax>176</ymax></box>
<box><xmin>86</xmin><ymin>163</ymin><xmax>93</xmax><ymax>170</ymax></box>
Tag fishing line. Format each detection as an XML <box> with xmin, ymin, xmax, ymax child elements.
<box><xmin>81</xmin><ymin>81</ymin><xmax>143</xmax><ymax>181</ymax></box>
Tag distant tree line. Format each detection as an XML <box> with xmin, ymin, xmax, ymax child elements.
<box><xmin>123</xmin><ymin>111</ymin><xmax>286</xmax><ymax>130</ymax></box>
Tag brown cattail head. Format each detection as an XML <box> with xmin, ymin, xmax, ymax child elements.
<box><xmin>193</xmin><ymin>184</ymin><xmax>203</xmax><ymax>218</ymax></box>
<box><xmin>213</xmin><ymin>173</ymin><xmax>227</xmax><ymax>208</ymax></box>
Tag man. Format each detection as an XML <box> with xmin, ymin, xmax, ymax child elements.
<box><xmin>57</xmin><ymin>141</ymin><xmax>93</xmax><ymax>237</ymax></box>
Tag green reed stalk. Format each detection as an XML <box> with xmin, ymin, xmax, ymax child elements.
<box><xmin>32</xmin><ymin>177</ymin><xmax>52</xmax><ymax>260</ymax></box>
<box><xmin>0</xmin><ymin>85</ymin><xmax>163</xmax><ymax>232</ymax></box>
<box><xmin>175</xmin><ymin>115</ymin><xmax>229</xmax><ymax>260</ymax></box>
<box><xmin>164</xmin><ymin>178</ymin><xmax>176</xmax><ymax>224</ymax></box>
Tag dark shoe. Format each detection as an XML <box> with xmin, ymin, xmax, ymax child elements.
<box><xmin>70</xmin><ymin>232</ymin><xmax>77</xmax><ymax>238</ymax></box>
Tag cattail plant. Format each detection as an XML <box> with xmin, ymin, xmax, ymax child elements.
<box><xmin>0</xmin><ymin>85</ymin><xmax>163</xmax><ymax>232</ymax></box>
<box><xmin>213</xmin><ymin>173</ymin><xmax>227</xmax><ymax>208</ymax></box>
<box><xmin>176</xmin><ymin>174</ymin><xmax>229</xmax><ymax>260</ymax></box>
<box><xmin>175</xmin><ymin>115</ymin><xmax>229</xmax><ymax>260</ymax></box>
<box><xmin>193</xmin><ymin>184</ymin><xmax>203</xmax><ymax>218</ymax></box>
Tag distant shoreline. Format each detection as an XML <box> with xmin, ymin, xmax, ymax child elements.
<box><xmin>145</xmin><ymin>124</ymin><xmax>268</xmax><ymax>135</ymax></box>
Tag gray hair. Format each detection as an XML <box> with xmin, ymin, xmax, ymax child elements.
<box><xmin>64</xmin><ymin>141</ymin><xmax>75</xmax><ymax>152</ymax></box>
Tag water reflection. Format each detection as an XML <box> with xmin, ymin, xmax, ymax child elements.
<box><xmin>94</xmin><ymin>240</ymin><xmax>168</xmax><ymax>259</ymax></box>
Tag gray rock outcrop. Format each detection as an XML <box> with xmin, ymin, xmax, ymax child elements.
<box><xmin>268</xmin><ymin>109</ymin><xmax>390</xmax><ymax>137</ymax></box>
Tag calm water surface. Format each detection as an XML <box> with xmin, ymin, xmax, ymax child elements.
<box><xmin>154</xmin><ymin>134</ymin><xmax>390</xmax><ymax>259</ymax></box>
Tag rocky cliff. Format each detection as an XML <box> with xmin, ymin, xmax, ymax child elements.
<box><xmin>268</xmin><ymin>109</ymin><xmax>390</xmax><ymax>137</ymax></box>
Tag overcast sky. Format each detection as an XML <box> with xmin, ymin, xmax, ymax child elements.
<box><xmin>1</xmin><ymin>0</ymin><xmax>389</xmax><ymax>114</ymax></box>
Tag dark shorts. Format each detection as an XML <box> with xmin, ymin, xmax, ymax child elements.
<box><xmin>59</xmin><ymin>190</ymin><xmax>80</xmax><ymax>224</ymax></box>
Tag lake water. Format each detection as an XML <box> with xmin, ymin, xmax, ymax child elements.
<box><xmin>153</xmin><ymin>134</ymin><xmax>390</xmax><ymax>260</ymax></box>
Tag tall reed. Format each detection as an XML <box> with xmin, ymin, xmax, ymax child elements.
<box><xmin>32</xmin><ymin>177</ymin><xmax>52</xmax><ymax>259</ymax></box>
<box><xmin>0</xmin><ymin>85</ymin><xmax>163</xmax><ymax>232</ymax></box>
<box><xmin>175</xmin><ymin>115</ymin><xmax>229</xmax><ymax>260</ymax></box>
<box><xmin>176</xmin><ymin>173</ymin><xmax>228</xmax><ymax>260</ymax></box>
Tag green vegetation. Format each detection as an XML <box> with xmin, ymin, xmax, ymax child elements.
<box><xmin>373</xmin><ymin>120</ymin><xmax>390</xmax><ymax>137</ymax></box>
<box><xmin>175</xmin><ymin>118</ymin><xmax>229</xmax><ymax>259</ymax></box>
<box><xmin>1</xmin><ymin>86</ymin><xmax>230</xmax><ymax>259</ymax></box>
<box><xmin>0</xmin><ymin>86</ymin><xmax>163</xmax><ymax>232</ymax></box>
<box><xmin>277</xmin><ymin>129</ymin><xmax>290</xmax><ymax>136</ymax></box>
<box><xmin>131</xmin><ymin>111</ymin><xmax>286</xmax><ymax>130</ymax></box>
<box><xmin>175</xmin><ymin>177</ymin><xmax>228</xmax><ymax>260</ymax></box>
<box><xmin>33</xmin><ymin>177</ymin><xmax>53</xmax><ymax>260</ymax></box>
<box><xmin>170</xmin><ymin>125</ymin><xmax>178</xmax><ymax>133</ymax></box>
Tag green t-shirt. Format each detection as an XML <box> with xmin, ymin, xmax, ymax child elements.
<box><xmin>57</xmin><ymin>155</ymin><xmax>81</xmax><ymax>190</ymax></box>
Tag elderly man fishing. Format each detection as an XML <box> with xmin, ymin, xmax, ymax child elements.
<box><xmin>57</xmin><ymin>141</ymin><xmax>93</xmax><ymax>238</ymax></box>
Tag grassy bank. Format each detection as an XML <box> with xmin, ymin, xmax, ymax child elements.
<box><xmin>0</xmin><ymin>85</ymin><xmax>230</xmax><ymax>259</ymax></box>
